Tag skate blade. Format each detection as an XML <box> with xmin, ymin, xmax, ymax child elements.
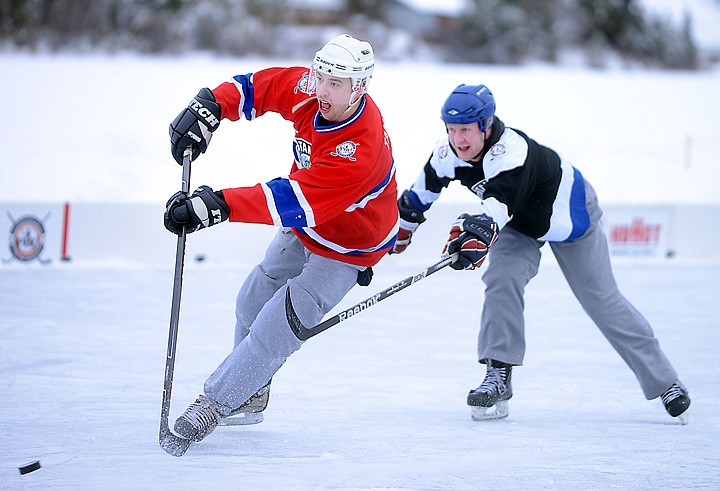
<box><xmin>470</xmin><ymin>400</ymin><xmax>509</xmax><ymax>421</ymax></box>
<box><xmin>220</xmin><ymin>412</ymin><xmax>264</xmax><ymax>426</ymax></box>
<box><xmin>677</xmin><ymin>411</ymin><xmax>689</xmax><ymax>425</ymax></box>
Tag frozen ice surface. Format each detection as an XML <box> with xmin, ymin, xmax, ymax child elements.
<box><xmin>1</xmin><ymin>258</ymin><xmax>718</xmax><ymax>490</ymax></box>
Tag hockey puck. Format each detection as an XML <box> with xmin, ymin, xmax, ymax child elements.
<box><xmin>194</xmin><ymin>254</ymin><xmax>206</xmax><ymax>262</ymax></box>
<box><xmin>19</xmin><ymin>460</ymin><xmax>41</xmax><ymax>475</ymax></box>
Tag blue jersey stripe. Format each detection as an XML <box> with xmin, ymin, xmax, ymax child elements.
<box><xmin>314</xmin><ymin>98</ymin><xmax>366</xmax><ymax>133</ymax></box>
<box><xmin>407</xmin><ymin>188</ymin><xmax>431</xmax><ymax>212</ymax></box>
<box><xmin>266</xmin><ymin>178</ymin><xmax>308</xmax><ymax>228</ymax></box>
<box><xmin>293</xmin><ymin>228</ymin><xmax>398</xmax><ymax>256</ymax></box>
<box><xmin>346</xmin><ymin>161</ymin><xmax>395</xmax><ymax>212</ymax></box>
<box><xmin>567</xmin><ymin>167</ymin><xmax>590</xmax><ymax>240</ymax></box>
<box><xmin>364</xmin><ymin>159</ymin><xmax>393</xmax><ymax>197</ymax></box>
<box><xmin>232</xmin><ymin>74</ymin><xmax>255</xmax><ymax>121</ymax></box>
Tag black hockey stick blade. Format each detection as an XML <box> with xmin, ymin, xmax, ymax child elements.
<box><xmin>160</xmin><ymin>424</ymin><xmax>192</xmax><ymax>457</ymax></box>
<box><xmin>286</xmin><ymin>256</ymin><xmax>453</xmax><ymax>340</ymax></box>
<box><xmin>158</xmin><ymin>147</ymin><xmax>193</xmax><ymax>457</ymax></box>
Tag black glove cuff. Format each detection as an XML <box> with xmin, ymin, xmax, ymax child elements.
<box><xmin>398</xmin><ymin>190</ymin><xmax>427</xmax><ymax>224</ymax></box>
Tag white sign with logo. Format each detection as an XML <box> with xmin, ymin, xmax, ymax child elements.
<box><xmin>602</xmin><ymin>209</ymin><xmax>671</xmax><ymax>258</ymax></box>
<box><xmin>1</xmin><ymin>204</ymin><xmax>65</xmax><ymax>265</ymax></box>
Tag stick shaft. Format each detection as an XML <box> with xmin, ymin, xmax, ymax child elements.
<box><xmin>287</xmin><ymin>256</ymin><xmax>453</xmax><ymax>341</ymax></box>
<box><xmin>159</xmin><ymin>148</ymin><xmax>193</xmax><ymax>456</ymax></box>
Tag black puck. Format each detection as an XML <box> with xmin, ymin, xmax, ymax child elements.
<box><xmin>19</xmin><ymin>460</ymin><xmax>41</xmax><ymax>475</ymax></box>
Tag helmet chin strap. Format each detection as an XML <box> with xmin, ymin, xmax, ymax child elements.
<box><xmin>340</xmin><ymin>98</ymin><xmax>363</xmax><ymax>119</ymax></box>
<box><xmin>340</xmin><ymin>83</ymin><xmax>364</xmax><ymax>118</ymax></box>
<box><xmin>348</xmin><ymin>79</ymin><xmax>364</xmax><ymax>106</ymax></box>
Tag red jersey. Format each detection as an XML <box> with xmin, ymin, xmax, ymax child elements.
<box><xmin>211</xmin><ymin>67</ymin><xmax>398</xmax><ymax>267</ymax></box>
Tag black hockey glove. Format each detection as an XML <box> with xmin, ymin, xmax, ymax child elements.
<box><xmin>390</xmin><ymin>190</ymin><xmax>427</xmax><ymax>254</ymax></box>
<box><xmin>164</xmin><ymin>185</ymin><xmax>230</xmax><ymax>235</ymax></box>
<box><xmin>169</xmin><ymin>88</ymin><xmax>221</xmax><ymax>165</ymax></box>
<box><xmin>442</xmin><ymin>213</ymin><xmax>499</xmax><ymax>270</ymax></box>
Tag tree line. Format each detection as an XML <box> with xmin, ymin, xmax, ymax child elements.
<box><xmin>0</xmin><ymin>0</ymin><xmax>700</xmax><ymax>69</ymax></box>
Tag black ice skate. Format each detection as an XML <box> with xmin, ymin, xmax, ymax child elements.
<box><xmin>220</xmin><ymin>380</ymin><xmax>271</xmax><ymax>426</ymax></box>
<box><xmin>467</xmin><ymin>360</ymin><xmax>513</xmax><ymax>420</ymax></box>
<box><xmin>174</xmin><ymin>394</ymin><xmax>222</xmax><ymax>442</ymax></box>
<box><xmin>661</xmin><ymin>380</ymin><xmax>690</xmax><ymax>425</ymax></box>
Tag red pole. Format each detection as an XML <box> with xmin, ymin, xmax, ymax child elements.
<box><xmin>61</xmin><ymin>202</ymin><xmax>71</xmax><ymax>261</ymax></box>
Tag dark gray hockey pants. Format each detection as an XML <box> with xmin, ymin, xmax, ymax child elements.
<box><xmin>477</xmin><ymin>181</ymin><xmax>678</xmax><ymax>400</ymax></box>
<box><xmin>203</xmin><ymin>228</ymin><xmax>361</xmax><ymax>413</ymax></box>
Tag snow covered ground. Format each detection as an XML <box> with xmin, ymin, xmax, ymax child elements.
<box><xmin>1</xmin><ymin>52</ymin><xmax>720</xmax><ymax>489</ymax></box>
<box><xmin>2</xmin><ymin>52</ymin><xmax>719</xmax><ymax>205</ymax></box>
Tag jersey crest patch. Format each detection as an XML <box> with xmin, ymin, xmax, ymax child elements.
<box><xmin>294</xmin><ymin>138</ymin><xmax>312</xmax><ymax>169</ymax></box>
<box><xmin>439</xmin><ymin>145</ymin><xmax>449</xmax><ymax>159</ymax></box>
<box><xmin>331</xmin><ymin>141</ymin><xmax>358</xmax><ymax>161</ymax></box>
<box><xmin>490</xmin><ymin>144</ymin><xmax>506</xmax><ymax>156</ymax></box>
<box><xmin>295</xmin><ymin>71</ymin><xmax>317</xmax><ymax>95</ymax></box>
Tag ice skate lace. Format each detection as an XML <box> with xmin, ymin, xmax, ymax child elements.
<box><xmin>184</xmin><ymin>397</ymin><xmax>220</xmax><ymax>429</ymax></box>
<box><xmin>478</xmin><ymin>366</ymin><xmax>507</xmax><ymax>393</ymax></box>
<box><xmin>661</xmin><ymin>383</ymin><xmax>685</xmax><ymax>405</ymax></box>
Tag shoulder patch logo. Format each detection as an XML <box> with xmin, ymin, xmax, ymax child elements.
<box><xmin>296</xmin><ymin>71</ymin><xmax>317</xmax><ymax>95</ymax></box>
<box><xmin>331</xmin><ymin>141</ymin><xmax>359</xmax><ymax>161</ymax></box>
<box><xmin>490</xmin><ymin>144</ymin><xmax>506</xmax><ymax>156</ymax></box>
<box><xmin>439</xmin><ymin>145</ymin><xmax>449</xmax><ymax>159</ymax></box>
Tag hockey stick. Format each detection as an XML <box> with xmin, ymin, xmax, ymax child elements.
<box><xmin>286</xmin><ymin>256</ymin><xmax>453</xmax><ymax>340</ymax></box>
<box><xmin>159</xmin><ymin>148</ymin><xmax>193</xmax><ymax>457</ymax></box>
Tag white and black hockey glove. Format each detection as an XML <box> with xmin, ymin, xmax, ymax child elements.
<box><xmin>169</xmin><ymin>88</ymin><xmax>221</xmax><ymax>165</ymax></box>
<box><xmin>442</xmin><ymin>213</ymin><xmax>499</xmax><ymax>270</ymax></box>
<box><xmin>164</xmin><ymin>185</ymin><xmax>230</xmax><ymax>235</ymax></box>
<box><xmin>390</xmin><ymin>190</ymin><xmax>427</xmax><ymax>254</ymax></box>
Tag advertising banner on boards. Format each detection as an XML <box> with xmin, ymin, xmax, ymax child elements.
<box><xmin>602</xmin><ymin>209</ymin><xmax>671</xmax><ymax>258</ymax></box>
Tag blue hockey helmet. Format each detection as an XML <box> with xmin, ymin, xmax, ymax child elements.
<box><xmin>440</xmin><ymin>84</ymin><xmax>496</xmax><ymax>131</ymax></box>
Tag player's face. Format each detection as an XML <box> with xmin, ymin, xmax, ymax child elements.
<box><xmin>447</xmin><ymin>123</ymin><xmax>487</xmax><ymax>162</ymax></box>
<box><xmin>315</xmin><ymin>72</ymin><xmax>355</xmax><ymax>122</ymax></box>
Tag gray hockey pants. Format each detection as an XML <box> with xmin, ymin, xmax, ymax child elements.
<box><xmin>477</xmin><ymin>181</ymin><xmax>677</xmax><ymax>399</ymax></box>
<box><xmin>204</xmin><ymin>228</ymin><xmax>361</xmax><ymax>413</ymax></box>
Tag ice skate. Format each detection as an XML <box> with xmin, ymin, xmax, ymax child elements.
<box><xmin>220</xmin><ymin>380</ymin><xmax>271</xmax><ymax>426</ymax></box>
<box><xmin>467</xmin><ymin>360</ymin><xmax>512</xmax><ymax>421</ymax></box>
<box><xmin>174</xmin><ymin>394</ymin><xmax>222</xmax><ymax>442</ymax></box>
<box><xmin>661</xmin><ymin>380</ymin><xmax>690</xmax><ymax>425</ymax></box>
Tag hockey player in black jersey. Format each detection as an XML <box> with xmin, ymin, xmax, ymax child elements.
<box><xmin>392</xmin><ymin>83</ymin><xmax>690</xmax><ymax>423</ymax></box>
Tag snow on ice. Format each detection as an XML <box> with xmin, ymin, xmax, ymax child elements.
<box><xmin>1</xmin><ymin>52</ymin><xmax>719</xmax><ymax>490</ymax></box>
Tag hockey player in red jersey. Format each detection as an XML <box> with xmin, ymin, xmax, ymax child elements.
<box><xmin>164</xmin><ymin>34</ymin><xmax>398</xmax><ymax>446</ymax></box>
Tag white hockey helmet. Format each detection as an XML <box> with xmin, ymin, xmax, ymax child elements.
<box><xmin>312</xmin><ymin>34</ymin><xmax>375</xmax><ymax>106</ymax></box>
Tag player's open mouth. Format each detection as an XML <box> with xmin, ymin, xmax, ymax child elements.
<box><xmin>319</xmin><ymin>100</ymin><xmax>331</xmax><ymax>113</ymax></box>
